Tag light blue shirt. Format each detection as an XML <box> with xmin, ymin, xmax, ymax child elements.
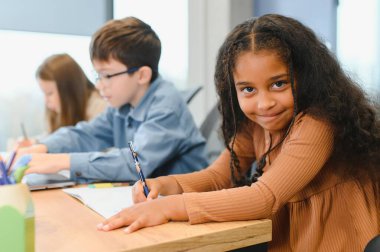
<box><xmin>41</xmin><ymin>76</ymin><xmax>209</xmax><ymax>183</ymax></box>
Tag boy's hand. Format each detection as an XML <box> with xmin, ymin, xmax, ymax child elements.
<box><xmin>97</xmin><ymin>194</ymin><xmax>188</xmax><ymax>233</ymax></box>
<box><xmin>23</xmin><ymin>153</ymin><xmax>70</xmax><ymax>174</ymax></box>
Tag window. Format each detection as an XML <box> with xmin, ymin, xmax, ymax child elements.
<box><xmin>0</xmin><ymin>30</ymin><xmax>91</xmax><ymax>149</ymax></box>
<box><xmin>337</xmin><ymin>0</ymin><xmax>380</xmax><ymax>93</ymax></box>
<box><xmin>113</xmin><ymin>0</ymin><xmax>189</xmax><ymax>89</ymax></box>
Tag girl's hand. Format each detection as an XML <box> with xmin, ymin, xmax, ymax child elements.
<box><xmin>132</xmin><ymin>176</ymin><xmax>185</xmax><ymax>203</ymax></box>
<box><xmin>132</xmin><ymin>179</ymin><xmax>162</xmax><ymax>203</ymax></box>
<box><xmin>17</xmin><ymin>144</ymin><xmax>48</xmax><ymax>156</ymax></box>
<box><xmin>97</xmin><ymin>194</ymin><xmax>188</xmax><ymax>233</ymax></box>
<box><xmin>15</xmin><ymin>138</ymin><xmax>36</xmax><ymax>149</ymax></box>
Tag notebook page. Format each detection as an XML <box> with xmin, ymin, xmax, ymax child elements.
<box><xmin>63</xmin><ymin>186</ymin><xmax>134</xmax><ymax>219</ymax></box>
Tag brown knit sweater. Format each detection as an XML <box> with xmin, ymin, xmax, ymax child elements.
<box><xmin>172</xmin><ymin>113</ymin><xmax>379</xmax><ymax>251</ymax></box>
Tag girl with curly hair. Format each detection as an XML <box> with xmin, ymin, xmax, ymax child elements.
<box><xmin>97</xmin><ymin>14</ymin><xmax>380</xmax><ymax>251</ymax></box>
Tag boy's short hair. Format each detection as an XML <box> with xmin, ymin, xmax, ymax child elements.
<box><xmin>90</xmin><ymin>16</ymin><xmax>161</xmax><ymax>82</ymax></box>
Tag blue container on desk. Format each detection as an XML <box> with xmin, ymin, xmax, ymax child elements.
<box><xmin>0</xmin><ymin>183</ymin><xmax>35</xmax><ymax>252</ymax></box>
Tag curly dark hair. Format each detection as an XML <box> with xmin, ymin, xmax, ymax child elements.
<box><xmin>214</xmin><ymin>14</ymin><xmax>380</xmax><ymax>187</ymax></box>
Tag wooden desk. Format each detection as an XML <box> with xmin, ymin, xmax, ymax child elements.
<box><xmin>32</xmin><ymin>189</ymin><xmax>272</xmax><ymax>251</ymax></box>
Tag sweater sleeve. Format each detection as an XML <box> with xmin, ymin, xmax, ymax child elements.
<box><xmin>180</xmin><ymin>116</ymin><xmax>335</xmax><ymax>224</ymax></box>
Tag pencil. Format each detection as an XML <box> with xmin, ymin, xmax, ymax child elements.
<box><xmin>128</xmin><ymin>141</ymin><xmax>150</xmax><ymax>197</ymax></box>
<box><xmin>20</xmin><ymin>122</ymin><xmax>28</xmax><ymax>140</ymax></box>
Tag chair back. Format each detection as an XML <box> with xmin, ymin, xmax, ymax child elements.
<box><xmin>364</xmin><ymin>235</ymin><xmax>380</xmax><ymax>252</ymax></box>
<box><xmin>199</xmin><ymin>103</ymin><xmax>224</xmax><ymax>162</ymax></box>
<box><xmin>180</xmin><ymin>86</ymin><xmax>203</xmax><ymax>104</ymax></box>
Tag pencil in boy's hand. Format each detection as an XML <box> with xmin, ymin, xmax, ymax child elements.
<box><xmin>20</xmin><ymin>122</ymin><xmax>28</xmax><ymax>140</ymax></box>
<box><xmin>128</xmin><ymin>141</ymin><xmax>150</xmax><ymax>197</ymax></box>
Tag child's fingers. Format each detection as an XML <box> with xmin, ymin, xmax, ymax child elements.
<box><xmin>97</xmin><ymin>212</ymin><xmax>127</xmax><ymax>231</ymax></box>
<box><xmin>132</xmin><ymin>180</ymin><xmax>160</xmax><ymax>203</ymax></box>
<box><xmin>147</xmin><ymin>189</ymin><xmax>159</xmax><ymax>201</ymax></box>
<box><xmin>124</xmin><ymin>219</ymin><xmax>144</xmax><ymax>233</ymax></box>
<box><xmin>132</xmin><ymin>181</ymin><xmax>146</xmax><ymax>203</ymax></box>
<box><xmin>15</xmin><ymin>140</ymin><xmax>33</xmax><ymax>149</ymax></box>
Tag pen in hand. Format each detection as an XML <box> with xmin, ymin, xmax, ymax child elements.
<box><xmin>20</xmin><ymin>122</ymin><xmax>28</xmax><ymax>140</ymax></box>
<box><xmin>128</xmin><ymin>141</ymin><xmax>150</xmax><ymax>197</ymax></box>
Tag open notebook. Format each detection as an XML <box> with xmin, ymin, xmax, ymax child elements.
<box><xmin>22</xmin><ymin>170</ymin><xmax>75</xmax><ymax>191</ymax></box>
<box><xmin>63</xmin><ymin>186</ymin><xmax>134</xmax><ymax>219</ymax></box>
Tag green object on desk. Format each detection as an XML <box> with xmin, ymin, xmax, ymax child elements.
<box><xmin>0</xmin><ymin>183</ymin><xmax>35</xmax><ymax>252</ymax></box>
<box><xmin>13</xmin><ymin>165</ymin><xmax>29</xmax><ymax>183</ymax></box>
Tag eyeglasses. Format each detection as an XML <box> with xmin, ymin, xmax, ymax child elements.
<box><xmin>94</xmin><ymin>67</ymin><xmax>140</xmax><ymax>83</ymax></box>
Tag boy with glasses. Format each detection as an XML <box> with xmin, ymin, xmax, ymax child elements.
<box><xmin>17</xmin><ymin>17</ymin><xmax>208</xmax><ymax>183</ymax></box>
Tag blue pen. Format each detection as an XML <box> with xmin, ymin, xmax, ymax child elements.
<box><xmin>128</xmin><ymin>141</ymin><xmax>150</xmax><ymax>197</ymax></box>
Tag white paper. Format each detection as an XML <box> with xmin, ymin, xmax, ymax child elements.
<box><xmin>63</xmin><ymin>186</ymin><xmax>134</xmax><ymax>219</ymax></box>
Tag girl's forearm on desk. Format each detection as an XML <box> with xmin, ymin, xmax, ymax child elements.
<box><xmin>161</xmin><ymin>194</ymin><xmax>188</xmax><ymax>221</ymax></box>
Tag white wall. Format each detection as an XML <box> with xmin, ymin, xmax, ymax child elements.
<box><xmin>187</xmin><ymin>0</ymin><xmax>253</xmax><ymax>126</ymax></box>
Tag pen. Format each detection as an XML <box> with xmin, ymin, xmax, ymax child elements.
<box><xmin>20</xmin><ymin>122</ymin><xmax>28</xmax><ymax>140</ymax></box>
<box><xmin>128</xmin><ymin>141</ymin><xmax>150</xmax><ymax>197</ymax></box>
